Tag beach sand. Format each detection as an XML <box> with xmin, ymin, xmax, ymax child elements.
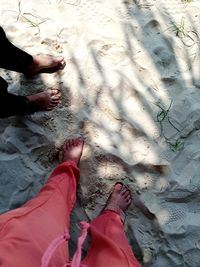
<box><xmin>0</xmin><ymin>0</ymin><xmax>200</xmax><ymax>266</ymax></box>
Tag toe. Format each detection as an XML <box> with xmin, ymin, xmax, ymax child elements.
<box><xmin>51</xmin><ymin>94</ymin><xmax>61</xmax><ymax>100</ymax></box>
<box><xmin>74</xmin><ymin>139</ymin><xmax>78</xmax><ymax>146</ymax></box>
<box><xmin>127</xmin><ymin>198</ymin><xmax>132</xmax><ymax>205</ymax></box>
<box><xmin>114</xmin><ymin>182</ymin><xmax>123</xmax><ymax>193</ymax></box>
<box><xmin>49</xmin><ymin>89</ymin><xmax>60</xmax><ymax>96</ymax></box>
<box><xmin>124</xmin><ymin>190</ymin><xmax>131</xmax><ymax>197</ymax></box>
<box><xmin>73</xmin><ymin>139</ymin><xmax>78</xmax><ymax>146</ymax></box>
<box><xmin>56</xmin><ymin>56</ymin><xmax>64</xmax><ymax>63</ymax></box>
<box><xmin>49</xmin><ymin>103</ymin><xmax>58</xmax><ymax>109</ymax></box>
<box><xmin>72</xmin><ymin>139</ymin><xmax>76</xmax><ymax>146</ymax></box>
<box><xmin>50</xmin><ymin>100</ymin><xmax>59</xmax><ymax>105</ymax></box>
<box><xmin>121</xmin><ymin>185</ymin><xmax>128</xmax><ymax>195</ymax></box>
<box><xmin>78</xmin><ymin>138</ymin><xmax>84</xmax><ymax>145</ymax></box>
<box><xmin>78</xmin><ymin>137</ymin><xmax>83</xmax><ymax>144</ymax></box>
<box><xmin>69</xmin><ymin>139</ymin><xmax>73</xmax><ymax>147</ymax></box>
<box><xmin>51</xmin><ymin>100</ymin><xmax>60</xmax><ymax>105</ymax></box>
<box><xmin>60</xmin><ymin>60</ymin><xmax>66</xmax><ymax>70</ymax></box>
<box><xmin>125</xmin><ymin>194</ymin><xmax>131</xmax><ymax>201</ymax></box>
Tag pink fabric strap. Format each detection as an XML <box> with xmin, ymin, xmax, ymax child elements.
<box><xmin>41</xmin><ymin>230</ymin><xmax>70</xmax><ymax>267</ymax></box>
<box><xmin>41</xmin><ymin>221</ymin><xmax>90</xmax><ymax>267</ymax></box>
<box><xmin>71</xmin><ymin>221</ymin><xmax>90</xmax><ymax>267</ymax></box>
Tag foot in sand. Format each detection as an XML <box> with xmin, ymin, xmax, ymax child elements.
<box><xmin>27</xmin><ymin>88</ymin><xmax>61</xmax><ymax>112</ymax></box>
<box><xmin>60</xmin><ymin>138</ymin><xmax>84</xmax><ymax>165</ymax></box>
<box><xmin>24</xmin><ymin>54</ymin><xmax>66</xmax><ymax>76</ymax></box>
<box><xmin>105</xmin><ymin>183</ymin><xmax>132</xmax><ymax>216</ymax></box>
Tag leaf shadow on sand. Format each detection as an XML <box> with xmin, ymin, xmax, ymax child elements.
<box><xmin>0</xmin><ymin>1</ymin><xmax>200</xmax><ymax>266</ymax></box>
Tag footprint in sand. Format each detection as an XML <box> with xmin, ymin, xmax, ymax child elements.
<box><xmin>153</xmin><ymin>46</ymin><xmax>173</xmax><ymax>68</ymax></box>
<box><xmin>41</xmin><ymin>38</ymin><xmax>63</xmax><ymax>53</ymax></box>
<box><xmin>143</xmin><ymin>19</ymin><xmax>161</xmax><ymax>35</ymax></box>
<box><xmin>89</xmin><ymin>39</ymin><xmax>127</xmax><ymax>65</ymax></box>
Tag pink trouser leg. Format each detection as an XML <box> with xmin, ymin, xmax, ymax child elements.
<box><xmin>0</xmin><ymin>160</ymin><xmax>79</xmax><ymax>267</ymax></box>
<box><xmin>81</xmin><ymin>210</ymin><xmax>141</xmax><ymax>267</ymax></box>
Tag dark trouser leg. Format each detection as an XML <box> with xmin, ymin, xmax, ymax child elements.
<box><xmin>0</xmin><ymin>77</ymin><xmax>33</xmax><ymax>118</ymax></box>
<box><xmin>0</xmin><ymin>27</ymin><xmax>33</xmax><ymax>72</ymax></box>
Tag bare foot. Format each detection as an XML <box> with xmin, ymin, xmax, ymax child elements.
<box><xmin>27</xmin><ymin>88</ymin><xmax>61</xmax><ymax>112</ymax></box>
<box><xmin>104</xmin><ymin>183</ymin><xmax>132</xmax><ymax>221</ymax></box>
<box><xmin>24</xmin><ymin>54</ymin><xmax>66</xmax><ymax>76</ymax></box>
<box><xmin>60</xmin><ymin>138</ymin><xmax>84</xmax><ymax>165</ymax></box>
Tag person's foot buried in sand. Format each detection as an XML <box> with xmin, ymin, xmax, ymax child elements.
<box><xmin>104</xmin><ymin>182</ymin><xmax>132</xmax><ymax>222</ymax></box>
<box><xmin>24</xmin><ymin>54</ymin><xmax>66</xmax><ymax>77</ymax></box>
<box><xmin>27</xmin><ymin>88</ymin><xmax>61</xmax><ymax>112</ymax></box>
<box><xmin>60</xmin><ymin>138</ymin><xmax>85</xmax><ymax>165</ymax></box>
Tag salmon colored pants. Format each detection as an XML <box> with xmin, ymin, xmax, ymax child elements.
<box><xmin>0</xmin><ymin>160</ymin><xmax>141</xmax><ymax>267</ymax></box>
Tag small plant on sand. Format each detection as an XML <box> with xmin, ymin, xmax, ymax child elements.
<box><xmin>168</xmin><ymin>18</ymin><xmax>188</xmax><ymax>38</ymax></box>
<box><xmin>181</xmin><ymin>0</ymin><xmax>193</xmax><ymax>3</ymax></box>
<box><xmin>155</xmin><ymin>101</ymin><xmax>183</xmax><ymax>152</ymax></box>
<box><xmin>168</xmin><ymin>18</ymin><xmax>198</xmax><ymax>47</ymax></box>
<box><xmin>167</xmin><ymin>139</ymin><xmax>184</xmax><ymax>152</ymax></box>
<box><xmin>2</xmin><ymin>1</ymin><xmax>51</xmax><ymax>35</ymax></box>
<box><xmin>132</xmin><ymin>0</ymin><xmax>153</xmax><ymax>8</ymax></box>
<box><xmin>21</xmin><ymin>13</ymin><xmax>50</xmax><ymax>34</ymax></box>
<box><xmin>155</xmin><ymin>100</ymin><xmax>181</xmax><ymax>135</ymax></box>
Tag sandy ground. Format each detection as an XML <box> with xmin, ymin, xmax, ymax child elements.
<box><xmin>0</xmin><ymin>0</ymin><xmax>200</xmax><ymax>266</ymax></box>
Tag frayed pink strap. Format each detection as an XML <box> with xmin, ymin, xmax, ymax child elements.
<box><xmin>71</xmin><ymin>221</ymin><xmax>90</xmax><ymax>267</ymax></box>
<box><xmin>41</xmin><ymin>230</ymin><xmax>70</xmax><ymax>267</ymax></box>
<box><xmin>41</xmin><ymin>221</ymin><xmax>90</xmax><ymax>267</ymax></box>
